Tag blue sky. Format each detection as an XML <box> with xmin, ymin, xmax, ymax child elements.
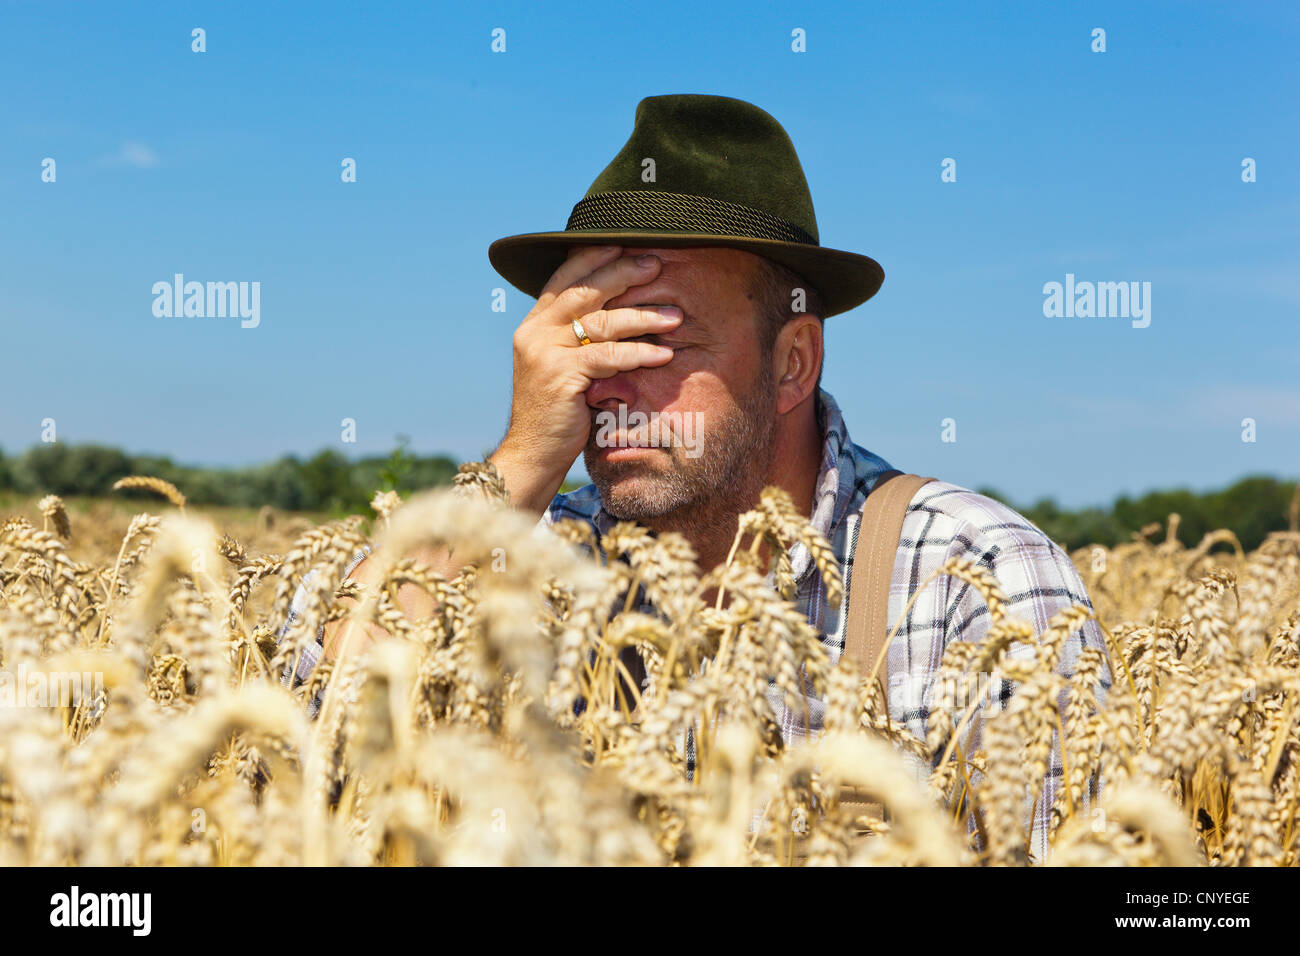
<box><xmin>2</xmin><ymin>0</ymin><xmax>1296</xmax><ymax>509</ymax></box>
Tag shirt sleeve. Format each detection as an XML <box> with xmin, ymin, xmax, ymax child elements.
<box><xmin>941</xmin><ymin>520</ymin><xmax>1113</xmax><ymax>864</ymax></box>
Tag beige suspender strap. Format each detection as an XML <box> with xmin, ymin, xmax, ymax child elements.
<box><xmin>824</xmin><ymin>471</ymin><xmax>935</xmax><ymax>842</ymax></box>
<box><xmin>799</xmin><ymin>470</ymin><xmax>938</xmax><ymax>862</ymax></box>
<box><xmin>843</xmin><ymin>472</ymin><xmax>937</xmax><ymax>693</ymax></box>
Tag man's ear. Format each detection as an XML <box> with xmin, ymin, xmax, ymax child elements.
<box><xmin>773</xmin><ymin>315</ymin><xmax>823</xmax><ymax>415</ymax></box>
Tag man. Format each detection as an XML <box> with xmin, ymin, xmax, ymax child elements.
<box><xmin>282</xmin><ymin>94</ymin><xmax>1111</xmax><ymax>862</ymax></box>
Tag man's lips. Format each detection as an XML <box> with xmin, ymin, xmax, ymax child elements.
<box><xmin>594</xmin><ymin>445</ymin><xmax>666</xmax><ymax>462</ymax></box>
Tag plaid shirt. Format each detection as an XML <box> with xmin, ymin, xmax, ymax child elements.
<box><xmin>543</xmin><ymin>389</ymin><xmax>1112</xmax><ymax>862</ymax></box>
<box><xmin>281</xmin><ymin>388</ymin><xmax>1110</xmax><ymax>862</ymax></box>
<box><xmin>279</xmin><ymin>546</ymin><xmax>370</xmax><ymax>700</ymax></box>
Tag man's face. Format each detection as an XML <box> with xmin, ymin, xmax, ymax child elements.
<box><xmin>580</xmin><ymin>245</ymin><xmax>778</xmax><ymax>527</ymax></box>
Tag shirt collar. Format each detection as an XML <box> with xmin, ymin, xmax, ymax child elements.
<box><xmin>789</xmin><ymin>388</ymin><xmax>887</xmax><ymax>582</ymax></box>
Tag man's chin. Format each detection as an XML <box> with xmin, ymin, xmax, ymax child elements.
<box><xmin>587</xmin><ymin>457</ymin><xmax>690</xmax><ymax>521</ymax></box>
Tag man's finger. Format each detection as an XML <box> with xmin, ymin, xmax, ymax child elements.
<box><xmin>546</xmin><ymin>254</ymin><xmax>663</xmax><ymax>324</ymax></box>
<box><xmin>573</xmin><ymin>305</ymin><xmax>683</xmax><ymax>344</ymax></box>
<box><xmin>535</xmin><ymin>244</ymin><xmax>623</xmax><ymax>307</ymax></box>
<box><xmin>576</xmin><ymin>341</ymin><xmax>674</xmax><ymax>378</ymax></box>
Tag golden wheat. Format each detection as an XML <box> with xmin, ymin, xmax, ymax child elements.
<box><xmin>0</xmin><ymin>471</ymin><xmax>1296</xmax><ymax>865</ymax></box>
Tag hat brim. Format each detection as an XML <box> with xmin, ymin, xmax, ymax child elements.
<box><xmin>488</xmin><ymin>231</ymin><xmax>883</xmax><ymax>319</ymax></box>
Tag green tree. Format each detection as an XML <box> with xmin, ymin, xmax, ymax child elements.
<box><xmin>13</xmin><ymin>444</ymin><xmax>133</xmax><ymax>495</ymax></box>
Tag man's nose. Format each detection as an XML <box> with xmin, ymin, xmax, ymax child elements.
<box><xmin>585</xmin><ymin>373</ymin><xmax>637</xmax><ymax>410</ymax></box>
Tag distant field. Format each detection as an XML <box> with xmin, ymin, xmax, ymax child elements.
<box><xmin>0</xmin><ymin>493</ymin><xmax>332</xmax><ymax>562</ymax></box>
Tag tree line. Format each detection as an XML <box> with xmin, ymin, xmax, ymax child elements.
<box><xmin>0</xmin><ymin>442</ymin><xmax>1294</xmax><ymax>552</ymax></box>
<box><xmin>977</xmin><ymin>475</ymin><xmax>1298</xmax><ymax>553</ymax></box>
<box><xmin>0</xmin><ymin>441</ymin><xmax>458</xmax><ymax>515</ymax></box>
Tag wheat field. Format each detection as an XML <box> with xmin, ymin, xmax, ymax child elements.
<box><xmin>0</xmin><ymin>467</ymin><xmax>1297</xmax><ymax>866</ymax></box>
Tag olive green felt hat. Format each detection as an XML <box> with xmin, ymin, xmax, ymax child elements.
<box><xmin>488</xmin><ymin>94</ymin><xmax>884</xmax><ymax>318</ymax></box>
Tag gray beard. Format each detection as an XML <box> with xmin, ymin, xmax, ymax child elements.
<box><xmin>583</xmin><ymin>370</ymin><xmax>778</xmax><ymax>536</ymax></box>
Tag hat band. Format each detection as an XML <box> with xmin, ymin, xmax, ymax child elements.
<box><xmin>565</xmin><ymin>190</ymin><xmax>817</xmax><ymax>246</ymax></box>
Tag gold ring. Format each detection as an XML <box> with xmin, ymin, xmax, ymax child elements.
<box><xmin>572</xmin><ymin>318</ymin><xmax>593</xmax><ymax>346</ymax></box>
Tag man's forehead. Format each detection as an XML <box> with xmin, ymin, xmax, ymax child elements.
<box><xmin>564</xmin><ymin>245</ymin><xmax>766</xmax><ymax>337</ymax></box>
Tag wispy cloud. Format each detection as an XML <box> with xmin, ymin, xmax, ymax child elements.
<box><xmin>1143</xmin><ymin>264</ymin><xmax>1300</xmax><ymax>308</ymax></box>
<box><xmin>1191</xmin><ymin>385</ymin><xmax>1300</xmax><ymax>428</ymax></box>
<box><xmin>1062</xmin><ymin>386</ymin><xmax>1300</xmax><ymax>429</ymax></box>
<box><xmin>99</xmin><ymin>141</ymin><xmax>159</xmax><ymax>169</ymax></box>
